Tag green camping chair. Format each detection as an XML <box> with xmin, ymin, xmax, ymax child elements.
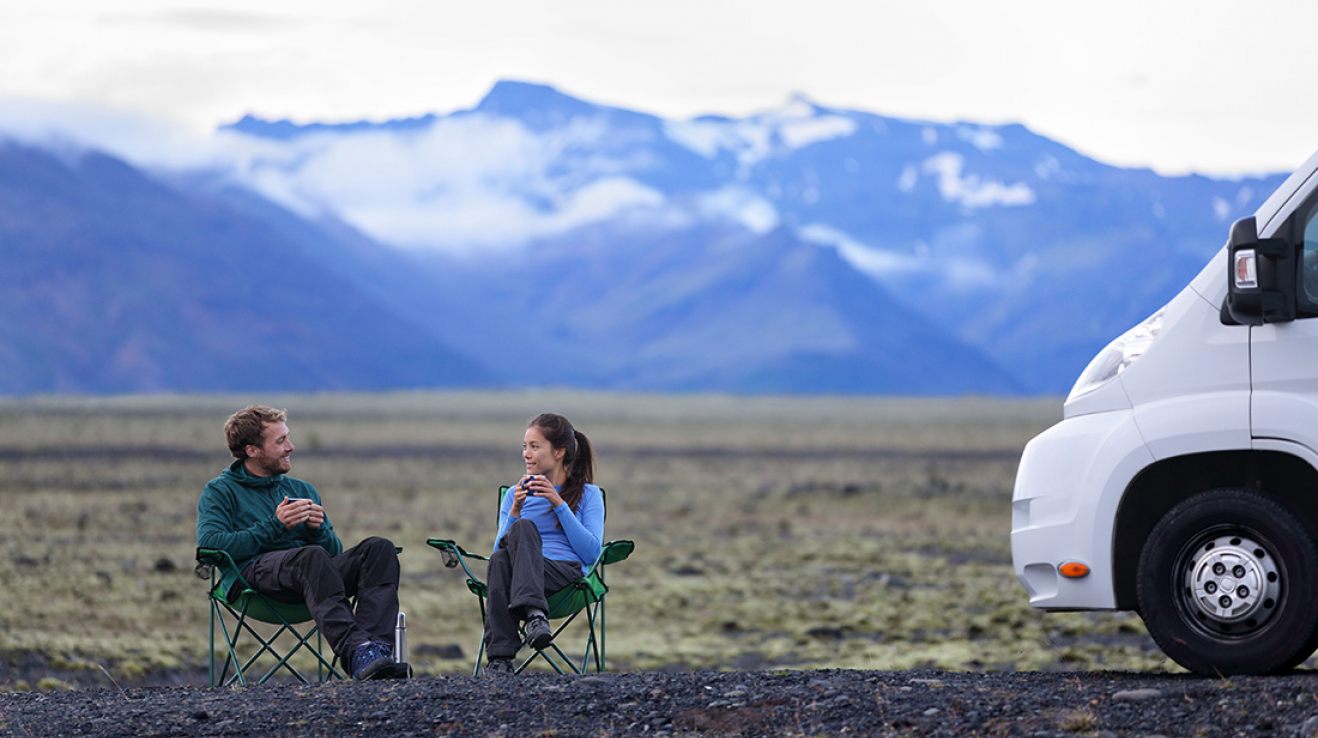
<box><xmin>427</xmin><ymin>486</ymin><xmax>634</xmax><ymax>675</ymax></box>
<box><xmin>195</xmin><ymin>547</ymin><xmax>345</xmax><ymax>686</ymax></box>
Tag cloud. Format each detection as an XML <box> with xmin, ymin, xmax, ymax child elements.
<box><xmin>797</xmin><ymin>223</ymin><xmax>925</xmax><ymax>277</ymax></box>
<box><xmin>798</xmin><ymin>222</ymin><xmax>1000</xmax><ymax>291</ymax></box>
<box><xmin>0</xmin><ymin>97</ymin><xmax>677</xmax><ymax>252</ymax></box>
<box><xmin>214</xmin><ymin>114</ymin><xmax>671</xmax><ymax>250</ymax></box>
<box><xmin>0</xmin><ymin>96</ymin><xmax>223</xmax><ymax>168</ymax></box>
<box><xmin>663</xmin><ymin>96</ymin><xmax>858</xmax><ymax>175</ymax></box>
<box><xmin>696</xmin><ymin>188</ymin><xmax>779</xmax><ymax>234</ymax></box>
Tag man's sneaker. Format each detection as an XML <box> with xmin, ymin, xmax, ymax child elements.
<box><xmin>524</xmin><ymin>615</ymin><xmax>553</xmax><ymax>651</ymax></box>
<box><xmin>483</xmin><ymin>658</ymin><xmax>514</xmax><ymax>677</ymax></box>
<box><xmin>350</xmin><ymin>641</ymin><xmax>394</xmax><ymax>680</ymax></box>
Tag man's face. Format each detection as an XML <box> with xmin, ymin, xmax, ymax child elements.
<box><xmin>246</xmin><ymin>421</ymin><xmax>294</xmax><ymax>477</ymax></box>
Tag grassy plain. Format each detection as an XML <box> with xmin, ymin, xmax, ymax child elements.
<box><xmin>0</xmin><ymin>391</ymin><xmax>1176</xmax><ymax>689</ymax></box>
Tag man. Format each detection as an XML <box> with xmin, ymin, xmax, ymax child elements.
<box><xmin>197</xmin><ymin>405</ymin><xmax>410</xmax><ymax>680</ymax></box>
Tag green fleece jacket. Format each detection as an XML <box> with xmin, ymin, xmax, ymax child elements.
<box><xmin>196</xmin><ymin>459</ymin><xmax>343</xmax><ymax>598</ymax></box>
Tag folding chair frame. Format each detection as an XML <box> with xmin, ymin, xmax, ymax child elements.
<box><xmin>427</xmin><ymin>486</ymin><xmax>634</xmax><ymax>676</ymax></box>
<box><xmin>196</xmin><ymin>548</ymin><xmax>346</xmax><ymax>686</ymax></box>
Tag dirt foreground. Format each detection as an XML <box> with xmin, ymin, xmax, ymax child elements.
<box><xmin>4</xmin><ymin>668</ymin><xmax>1318</xmax><ymax>738</ymax></box>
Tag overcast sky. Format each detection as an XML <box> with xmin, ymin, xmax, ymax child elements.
<box><xmin>1</xmin><ymin>0</ymin><xmax>1313</xmax><ymax>176</ymax></box>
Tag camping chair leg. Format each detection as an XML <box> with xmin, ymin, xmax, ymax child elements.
<box><xmin>581</xmin><ymin>604</ymin><xmax>597</xmax><ymax>673</ymax></box>
<box><xmin>232</xmin><ymin>618</ymin><xmax>308</xmax><ymax>685</ymax></box>
<box><xmin>210</xmin><ymin>597</ymin><xmax>225</xmax><ymax>687</ymax></box>
<box><xmin>210</xmin><ymin>598</ymin><xmax>216</xmax><ymax>687</ymax></box>
<box><xmin>580</xmin><ymin>601</ymin><xmax>602</xmax><ymax>673</ymax></box>
<box><xmin>473</xmin><ymin>597</ymin><xmax>488</xmax><ymax>676</ymax></box>
<box><xmin>209</xmin><ymin>592</ymin><xmax>248</xmax><ymax>687</ymax></box>
<box><xmin>219</xmin><ymin>602</ymin><xmax>343</xmax><ymax>685</ymax></box>
<box><xmin>515</xmin><ymin>611</ymin><xmax>584</xmax><ymax>675</ymax></box>
<box><xmin>313</xmin><ymin>632</ymin><xmax>342</xmax><ymax>682</ymax></box>
<box><xmin>244</xmin><ymin>618</ymin><xmax>341</xmax><ymax>684</ymax></box>
<box><xmin>211</xmin><ymin>600</ymin><xmax>246</xmax><ymax>686</ymax></box>
<box><xmin>299</xmin><ymin>628</ymin><xmax>341</xmax><ymax>682</ymax></box>
<box><xmin>255</xmin><ymin>624</ymin><xmax>309</xmax><ymax>685</ymax></box>
<box><xmin>596</xmin><ymin>567</ymin><xmax>608</xmax><ymax>673</ymax></box>
<box><xmin>517</xmin><ymin>639</ymin><xmax>569</xmax><ymax>675</ymax></box>
<box><xmin>474</xmin><ymin>633</ymin><xmax>490</xmax><ymax>677</ymax></box>
<box><xmin>597</xmin><ymin>597</ymin><xmax>606</xmax><ymax>672</ymax></box>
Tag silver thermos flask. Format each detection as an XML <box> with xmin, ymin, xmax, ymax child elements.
<box><xmin>394</xmin><ymin>612</ymin><xmax>408</xmax><ymax>664</ymax></box>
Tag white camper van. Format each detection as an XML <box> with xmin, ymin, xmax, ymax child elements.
<box><xmin>1012</xmin><ymin>149</ymin><xmax>1318</xmax><ymax>675</ymax></box>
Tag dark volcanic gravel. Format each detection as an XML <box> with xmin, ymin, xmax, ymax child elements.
<box><xmin>4</xmin><ymin>669</ymin><xmax>1318</xmax><ymax>737</ymax></box>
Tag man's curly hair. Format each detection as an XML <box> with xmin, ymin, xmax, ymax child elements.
<box><xmin>224</xmin><ymin>405</ymin><xmax>287</xmax><ymax>460</ymax></box>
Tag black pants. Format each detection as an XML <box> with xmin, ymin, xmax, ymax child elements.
<box><xmin>484</xmin><ymin>519</ymin><xmax>582</xmax><ymax>660</ymax></box>
<box><xmin>242</xmin><ymin>536</ymin><xmax>400</xmax><ymax>664</ymax></box>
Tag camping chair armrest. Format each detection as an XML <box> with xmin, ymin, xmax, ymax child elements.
<box><xmin>426</xmin><ymin>538</ymin><xmax>489</xmax><ymax>582</ymax></box>
<box><xmin>196</xmin><ymin>546</ymin><xmax>240</xmax><ymax>573</ymax></box>
<box><xmin>195</xmin><ymin>546</ymin><xmax>257</xmax><ymax>597</ymax></box>
<box><xmin>586</xmin><ymin>539</ymin><xmax>635</xmax><ymax>575</ymax></box>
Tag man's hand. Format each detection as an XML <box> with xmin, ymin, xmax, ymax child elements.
<box><xmin>277</xmin><ymin>496</ymin><xmax>325</xmax><ymax>530</ymax></box>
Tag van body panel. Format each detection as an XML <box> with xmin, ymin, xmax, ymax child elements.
<box><xmin>1061</xmin><ymin>372</ymin><xmax>1132</xmax><ymax>418</ymax></box>
<box><xmin>1251</xmin><ymin>319</ymin><xmax>1318</xmax><ymax>452</ymax></box>
<box><xmin>1119</xmin><ymin>286</ymin><xmax>1252</xmax><ymax>458</ymax></box>
<box><xmin>1011</xmin><ymin>409</ymin><xmax>1153</xmax><ymax>609</ymax></box>
<box><xmin>1189</xmin><ymin>248</ymin><xmax>1227</xmax><ymax>305</ymax></box>
<box><xmin>1250</xmin><ymin>438</ymin><xmax>1318</xmax><ymax>475</ymax></box>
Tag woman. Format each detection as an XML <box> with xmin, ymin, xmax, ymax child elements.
<box><xmin>483</xmin><ymin>413</ymin><xmax>604</xmax><ymax>675</ymax></box>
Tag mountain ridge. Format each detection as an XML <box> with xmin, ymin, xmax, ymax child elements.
<box><xmin>1</xmin><ymin>80</ymin><xmax>1294</xmax><ymax>394</ymax></box>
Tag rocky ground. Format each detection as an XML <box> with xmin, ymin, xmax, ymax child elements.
<box><xmin>4</xmin><ymin>668</ymin><xmax>1318</xmax><ymax>737</ymax></box>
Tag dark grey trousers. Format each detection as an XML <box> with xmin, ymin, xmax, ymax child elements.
<box><xmin>241</xmin><ymin>536</ymin><xmax>400</xmax><ymax>663</ymax></box>
<box><xmin>484</xmin><ymin>518</ymin><xmax>582</xmax><ymax>660</ymax></box>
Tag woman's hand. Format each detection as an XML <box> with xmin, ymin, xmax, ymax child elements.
<box><xmin>513</xmin><ymin>475</ymin><xmax>563</xmax><ymax>514</ymax></box>
<box><xmin>511</xmin><ymin>476</ymin><xmax>533</xmax><ymax>516</ymax></box>
<box><xmin>525</xmin><ymin>475</ymin><xmax>564</xmax><ymax>507</ymax></box>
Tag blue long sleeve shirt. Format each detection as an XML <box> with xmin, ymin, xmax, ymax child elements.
<box><xmin>493</xmin><ymin>483</ymin><xmax>603</xmax><ymax>574</ymax></box>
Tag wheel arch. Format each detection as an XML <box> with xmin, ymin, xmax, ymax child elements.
<box><xmin>1112</xmin><ymin>449</ymin><xmax>1318</xmax><ymax>610</ymax></box>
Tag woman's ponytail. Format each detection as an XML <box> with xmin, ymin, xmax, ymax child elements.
<box><xmin>562</xmin><ymin>429</ymin><xmax>594</xmax><ymax>511</ymax></box>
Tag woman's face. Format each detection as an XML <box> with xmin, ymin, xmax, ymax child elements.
<box><xmin>523</xmin><ymin>425</ymin><xmax>566</xmax><ymax>479</ymax></box>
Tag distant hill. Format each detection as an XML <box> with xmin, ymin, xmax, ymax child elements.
<box><xmin>0</xmin><ymin>81</ymin><xmax>1294</xmax><ymax>395</ymax></box>
<box><xmin>418</xmin><ymin>222</ymin><xmax>1023</xmax><ymax>394</ymax></box>
<box><xmin>0</xmin><ymin>142</ymin><xmax>491</xmax><ymax>394</ymax></box>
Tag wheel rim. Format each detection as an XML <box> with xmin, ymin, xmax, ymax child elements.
<box><xmin>1178</xmin><ymin>531</ymin><xmax>1282</xmax><ymax>636</ymax></box>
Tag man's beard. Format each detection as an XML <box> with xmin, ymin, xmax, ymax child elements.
<box><xmin>256</xmin><ymin>455</ymin><xmax>290</xmax><ymax>476</ymax></box>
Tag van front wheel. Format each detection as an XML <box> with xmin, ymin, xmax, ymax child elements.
<box><xmin>1137</xmin><ymin>488</ymin><xmax>1318</xmax><ymax>675</ymax></box>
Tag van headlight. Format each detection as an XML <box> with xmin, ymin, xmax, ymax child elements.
<box><xmin>1069</xmin><ymin>309</ymin><xmax>1165</xmax><ymax>400</ymax></box>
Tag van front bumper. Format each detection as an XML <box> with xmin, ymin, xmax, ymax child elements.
<box><xmin>1011</xmin><ymin>409</ymin><xmax>1154</xmax><ymax>611</ymax></box>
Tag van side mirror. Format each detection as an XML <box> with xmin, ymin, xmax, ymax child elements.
<box><xmin>1224</xmin><ymin>216</ymin><xmax>1296</xmax><ymax>325</ymax></box>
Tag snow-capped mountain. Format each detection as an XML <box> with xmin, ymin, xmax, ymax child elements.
<box><xmin>0</xmin><ymin>80</ymin><xmax>1291</xmax><ymax>395</ymax></box>
<box><xmin>219</xmin><ymin>80</ymin><xmax>1286</xmax><ymax>393</ymax></box>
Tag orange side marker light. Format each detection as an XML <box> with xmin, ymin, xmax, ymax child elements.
<box><xmin>1059</xmin><ymin>561</ymin><xmax>1090</xmax><ymax>579</ymax></box>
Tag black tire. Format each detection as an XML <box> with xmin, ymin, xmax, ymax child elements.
<box><xmin>1137</xmin><ymin>488</ymin><xmax>1318</xmax><ymax>675</ymax></box>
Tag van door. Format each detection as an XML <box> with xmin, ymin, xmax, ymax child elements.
<box><xmin>1250</xmin><ymin>204</ymin><xmax>1318</xmax><ymax>449</ymax></box>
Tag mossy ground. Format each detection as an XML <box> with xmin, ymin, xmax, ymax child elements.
<box><xmin>0</xmin><ymin>392</ymin><xmax>1192</xmax><ymax>688</ymax></box>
